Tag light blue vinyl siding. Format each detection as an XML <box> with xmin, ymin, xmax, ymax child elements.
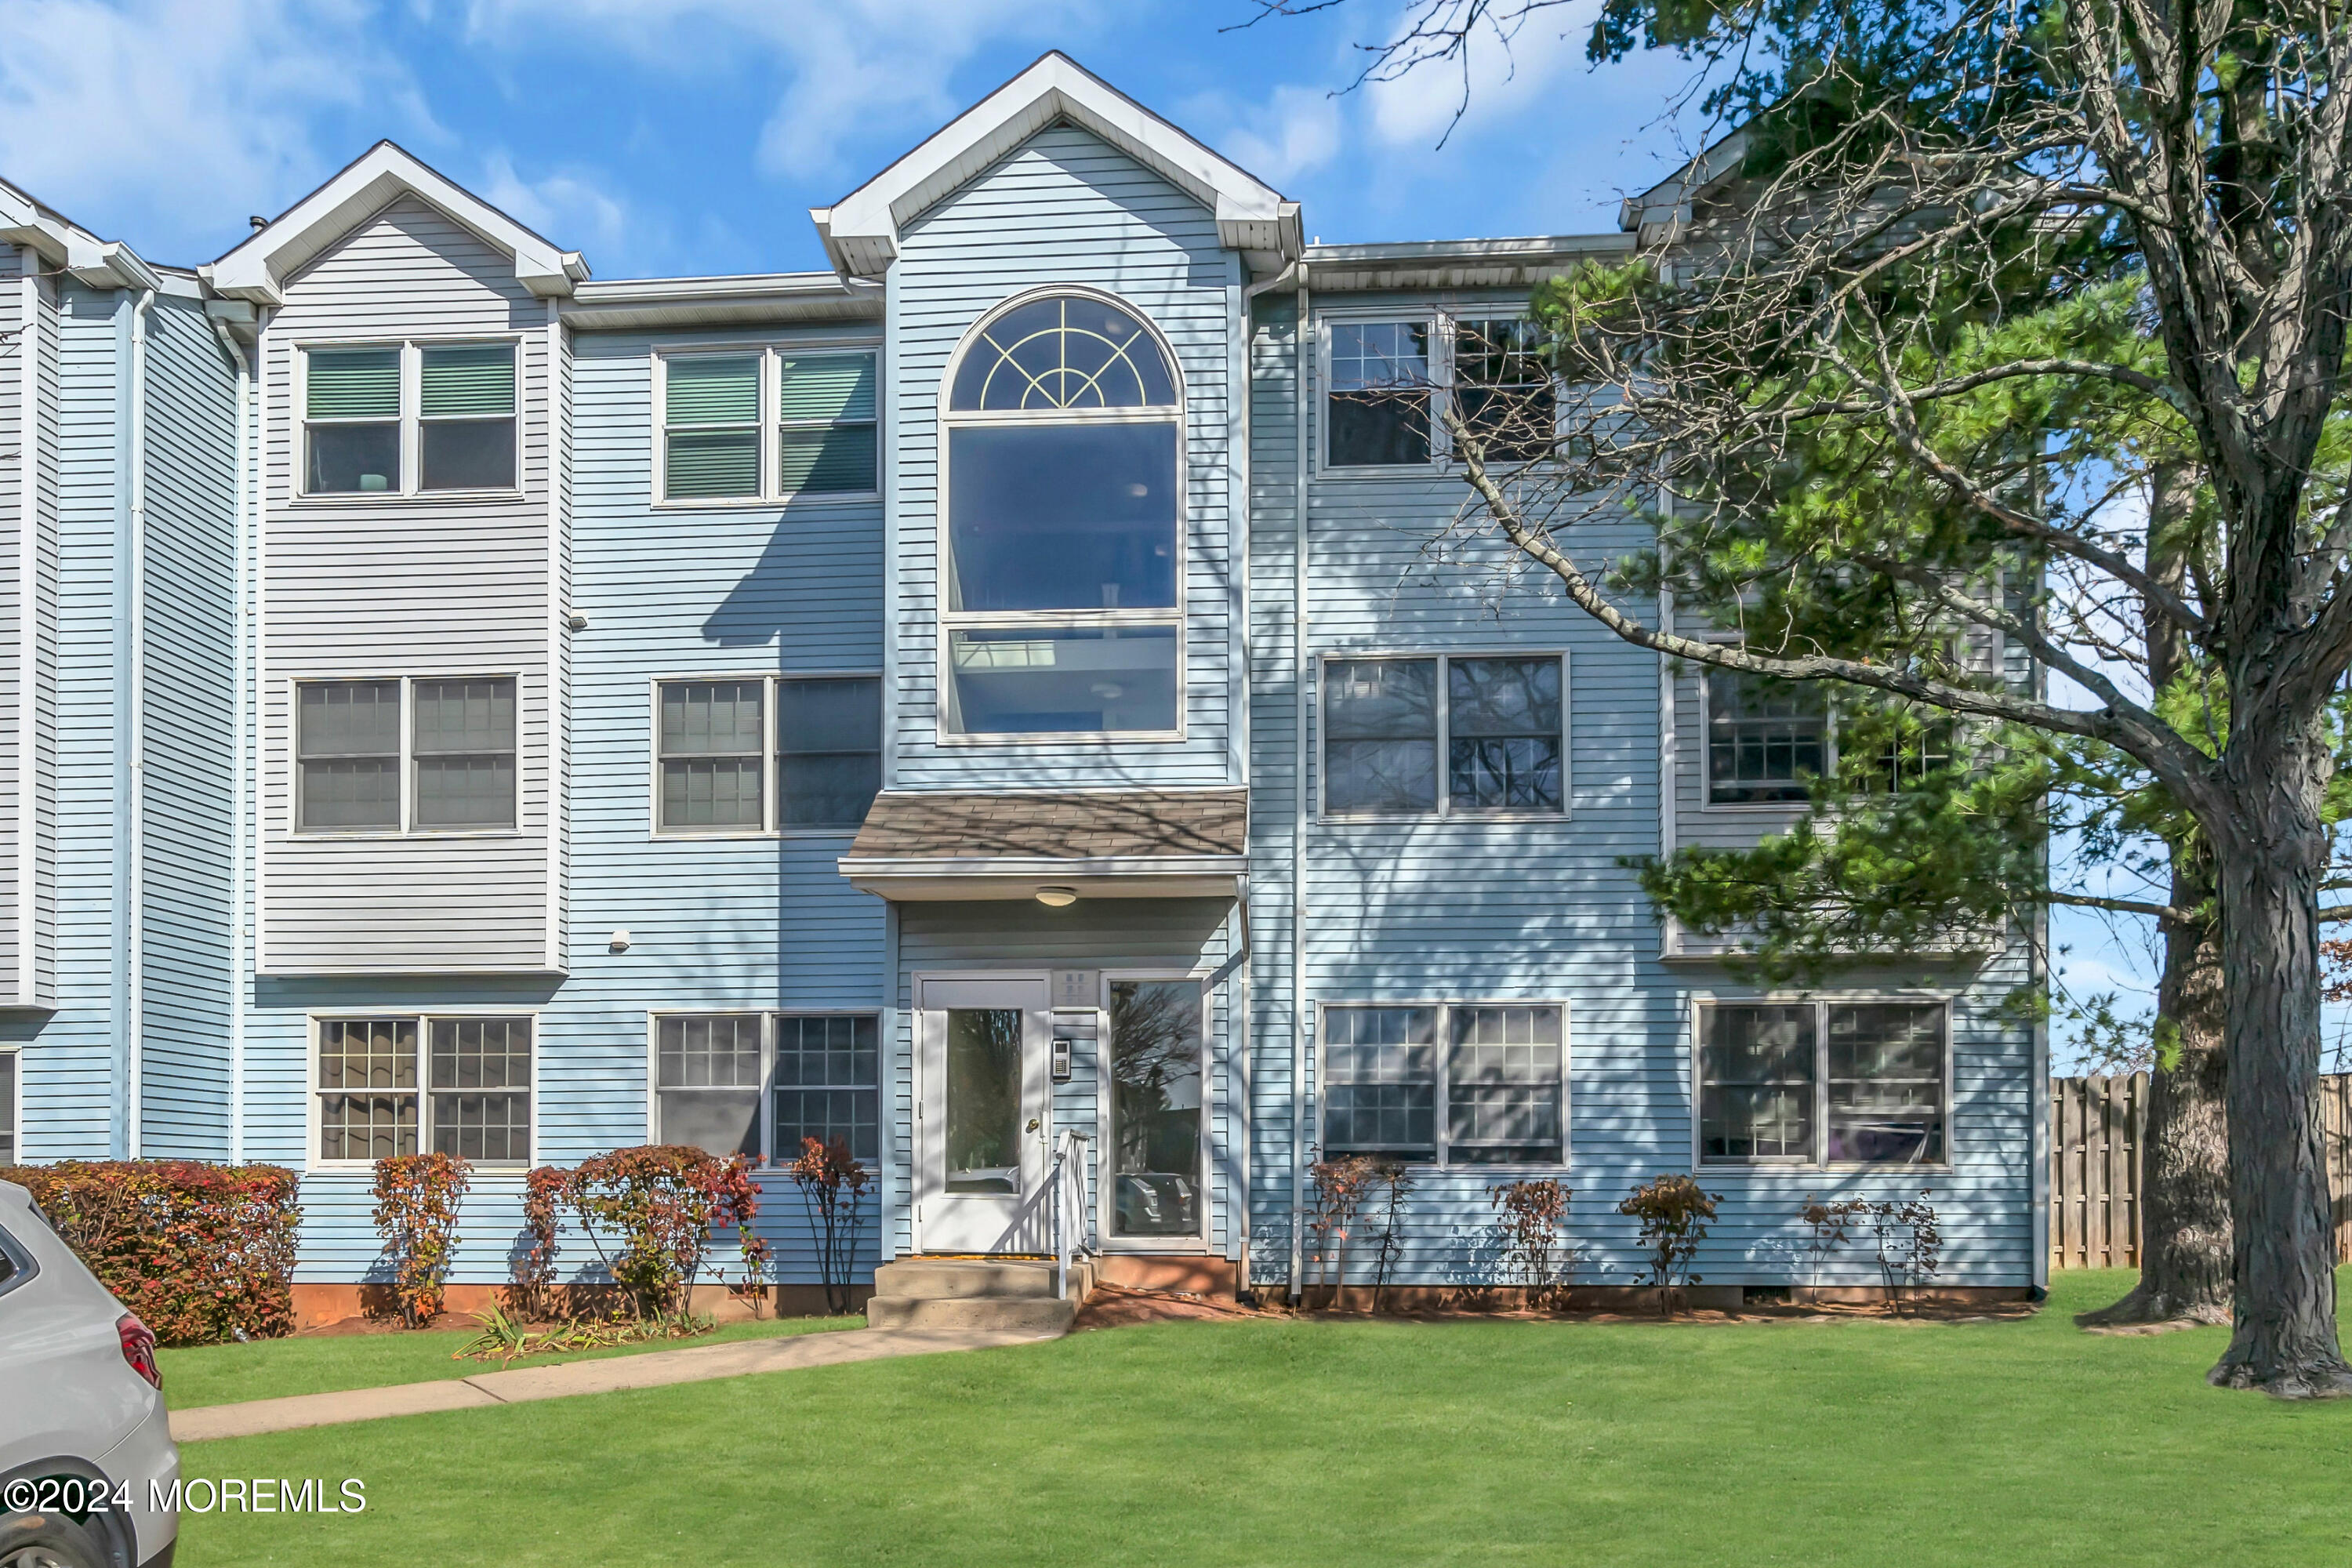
<box><xmin>137</xmin><ymin>296</ymin><xmax>238</xmax><ymax>1157</ymax></box>
<box><xmin>887</xmin><ymin>125</ymin><xmax>1241</xmax><ymax>787</ymax></box>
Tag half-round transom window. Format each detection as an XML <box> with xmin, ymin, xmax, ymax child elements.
<box><xmin>949</xmin><ymin>296</ymin><xmax>1178</xmax><ymax>412</ymax></box>
<box><xmin>942</xmin><ymin>292</ymin><xmax>1183</xmax><ymax>737</ymax></box>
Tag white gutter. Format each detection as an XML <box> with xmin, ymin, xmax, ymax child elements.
<box><xmin>210</xmin><ymin>310</ymin><xmax>251</xmax><ymax>1165</ymax></box>
<box><xmin>125</xmin><ymin>286</ymin><xmax>153</xmax><ymax>1159</ymax></box>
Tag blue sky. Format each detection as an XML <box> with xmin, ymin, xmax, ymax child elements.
<box><xmin>0</xmin><ymin>0</ymin><xmax>1716</xmax><ymax>274</ymax></box>
<box><xmin>0</xmin><ymin>0</ymin><xmax>2194</xmax><ymax>1063</ymax></box>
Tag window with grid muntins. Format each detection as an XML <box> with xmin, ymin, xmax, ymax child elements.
<box><xmin>1452</xmin><ymin>318</ymin><xmax>1555</xmax><ymax>464</ymax></box>
<box><xmin>656</xmin><ymin>1014</ymin><xmax>764</xmax><ymax>1159</ymax></box>
<box><xmin>317</xmin><ymin>1016</ymin><xmax>531</xmax><ymax>1164</ymax></box>
<box><xmin>1828</xmin><ymin>1004</ymin><xmax>1947</xmax><ymax>1163</ymax></box>
<box><xmin>1706</xmin><ymin>670</ymin><xmax>1829</xmax><ymax>804</ymax></box>
<box><xmin>1323</xmin><ymin>1005</ymin><xmax>1438</xmax><ymax>1158</ymax></box>
<box><xmin>412</xmin><ymin>677</ymin><xmax>517</xmax><ymax>829</ymax></box>
<box><xmin>1699</xmin><ymin>1004</ymin><xmax>1815</xmax><ymax>1160</ymax></box>
<box><xmin>1327</xmin><ymin>321</ymin><xmax>1433</xmax><ymax>467</ymax></box>
<box><xmin>429</xmin><ymin>1018</ymin><xmax>532</xmax><ymax>1163</ymax></box>
<box><xmin>659</xmin><ymin>681</ymin><xmax>765</xmax><ymax>829</ymax></box>
<box><xmin>664</xmin><ymin>354</ymin><xmax>761</xmax><ymax>499</ymax></box>
<box><xmin>778</xmin><ymin>677</ymin><xmax>881</xmax><ymax>829</ymax></box>
<box><xmin>297</xmin><ymin>681</ymin><xmax>401</xmax><ymax>830</ymax></box>
<box><xmin>774</xmin><ymin>1014</ymin><xmax>880</xmax><ymax>1163</ymax></box>
<box><xmin>317</xmin><ymin>1018</ymin><xmax>419</xmax><ymax>1161</ymax></box>
<box><xmin>779</xmin><ymin>354</ymin><xmax>879</xmax><ymax>495</ymax></box>
<box><xmin>1446</xmin><ymin>1005</ymin><xmax>1564</xmax><ymax>1163</ymax></box>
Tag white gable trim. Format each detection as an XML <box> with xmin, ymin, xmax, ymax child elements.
<box><xmin>811</xmin><ymin>52</ymin><xmax>1301</xmax><ymax>278</ymax></box>
<box><xmin>203</xmin><ymin>141</ymin><xmax>590</xmax><ymax>306</ymax></box>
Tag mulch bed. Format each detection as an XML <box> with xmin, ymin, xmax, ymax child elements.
<box><xmin>1072</xmin><ymin>1283</ymin><xmax>2039</xmax><ymax>1330</ymax></box>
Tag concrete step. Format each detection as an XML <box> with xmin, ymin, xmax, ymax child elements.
<box><xmin>873</xmin><ymin>1258</ymin><xmax>1060</xmax><ymax>1301</ymax></box>
<box><xmin>865</xmin><ymin>1294</ymin><xmax>1076</xmax><ymax>1336</ymax></box>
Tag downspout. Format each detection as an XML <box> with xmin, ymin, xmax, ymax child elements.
<box><xmin>1290</xmin><ymin>273</ymin><xmax>1311</xmax><ymax>1301</ymax></box>
<box><xmin>124</xmin><ymin>286</ymin><xmax>154</xmax><ymax>1160</ymax></box>
<box><xmin>210</xmin><ymin>312</ymin><xmax>250</xmax><ymax>1166</ymax></box>
<box><xmin>1234</xmin><ymin>260</ymin><xmax>1301</xmax><ymax>1298</ymax></box>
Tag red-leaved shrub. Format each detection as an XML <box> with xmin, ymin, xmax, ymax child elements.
<box><xmin>519</xmin><ymin>1146</ymin><xmax>761</xmax><ymax>1318</ymax></box>
<box><xmin>0</xmin><ymin>1160</ymin><xmax>301</xmax><ymax>1345</ymax></box>
<box><xmin>371</xmin><ymin>1152</ymin><xmax>471</xmax><ymax>1327</ymax></box>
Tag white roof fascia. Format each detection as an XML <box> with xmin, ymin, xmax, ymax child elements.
<box><xmin>1618</xmin><ymin>127</ymin><xmax>1753</xmax><ymax>233</ymax></box>
<box><xmin>0</xmin><ymin>180</ymin><xmax>85</xmax><ymax>270</ymax></box>
<box><xmin>207</xmin><ymin>140</ymin><xmax>593</xmax><ymax>306</ymax></box>
<box><xmin>810</xmin><ymin>52</ymin><xmax>1298</xmax><ymax>279</ymax></box>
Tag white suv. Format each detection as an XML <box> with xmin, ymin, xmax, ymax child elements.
<box><xmin>0</xmin><ymin>1180</ymin><xmax>179</xmax><ymax>1568</ymax></box>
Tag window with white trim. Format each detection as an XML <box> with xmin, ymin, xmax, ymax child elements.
<box><xmin>653</xmin><ymin>675</ymin><xmax>881</xmax><ymax>834</ymax></box>
<box><xmin>303</xmin><ymin>340</ymin><xmax>517</xmax><ymax>495</ymax></box>
<box><xmin>652</xmin><ymin>1012</ymin><xmax>880</xmax><ymax>1163</ymax></box>
<box><xmin>942</xmin><ymin>293</ymin><xmax>1181</xmax><ymax>736</ymax></box>
<box><xmin>315</xmin><ymin>1014</ymin><xmax>532</xmax><ymax>1165</ymax></box>
<box><xmin>657</xmin><ymin>347</ymin><xmax>880</xmax><ymax>503</ymax></box>
<box><xmin>1322</xmin><ymin>1002</ymin><xmax>1566</xmax><ymax>1165</ymax></box>
<box><xmin>296</xmin><ymin>677</ymin><xmax>517</xmax><ymax>833</ymax></box>
<box><xmin>1323</xmin><ymin>312</ymin><xmax>1556</xmax><ymax>470</ymax></box>
<box><xmin>1704</xmin><ymin>670</ymin><xmax>1828</xmax><ymax>805</ymax></box>
<box><xmin>1697</xmin><ymin>1000</ymin><xmax>1948</xmax><ymax>1166</ymax></box>
<box><xmin>1323</xmin><ymin>654</ymin><xmax>1566</xmax><ymax>817</ymax></box>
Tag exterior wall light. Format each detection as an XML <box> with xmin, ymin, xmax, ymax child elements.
<box><xmin>1035</xmin><ymin>887</ymin><xmax>1078</xmax><ymax>908</ymax></box>
<box><xmin>608</xmin><ymin>929</ymin><xmax>631</xmax><ymax>952</ymax></box>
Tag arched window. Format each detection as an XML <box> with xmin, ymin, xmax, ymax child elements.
<box><xmin>942</xmin><ymin>293</ymin><xmax>1182</xmax><ymax>736</ymax></box>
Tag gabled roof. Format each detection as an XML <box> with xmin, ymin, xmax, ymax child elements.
<box><xmin>1618</xmin><ymin>127</ymin><xmax>1752</xmax><ymax>238</ymax></box>
<box><xmin>0</xmin><ymin>176</ymin><xmax>165</xmax><ymax>290</ymax></box>
<box><xmin>811</xmin><ymin>52</ymin><xmax>1301</xmax><ymax>279</ymax></box>
<box><xmin>203</xmin><ymin>140</ymin><xmax>589</xmax><ymax>306</ymax></box>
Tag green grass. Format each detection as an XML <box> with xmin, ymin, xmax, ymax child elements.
<box><xmin>172</xmin><ymin>1270</ymin><xmax>2352</xmax><ymax>1567</ymax></box>
<box><xmin>158</xmin><ymin>1313</ymin><xmax>862</xmax><ymax>1408</ymax></box>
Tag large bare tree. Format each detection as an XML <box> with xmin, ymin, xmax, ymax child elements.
<box><xmin>1247</xmin><ymin>0</ymin><xmax>2352</xmax><ymax>1392</ymax></box>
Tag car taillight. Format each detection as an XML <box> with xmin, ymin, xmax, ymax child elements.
<box><xmin>117</xmin><ymin>1312</ymin><xmax>161</xmax><ymax>1390</ymax></box>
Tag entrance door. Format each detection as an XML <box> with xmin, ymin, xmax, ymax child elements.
<box><xmin>915</xmin><ymin>976</ymin><xmax>1051</xmax><ymax>1253</ymax></box>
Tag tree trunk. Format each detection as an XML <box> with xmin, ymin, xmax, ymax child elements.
<box><xmin>2078</xmin><ymin>886</ymin><xmax>2231</xmax><ymax>1326</ymax></box>
<box><xmin>2207</xmin><ymin>739</ymin><xmax>2352</xmax><ymax>1396</ymax></box>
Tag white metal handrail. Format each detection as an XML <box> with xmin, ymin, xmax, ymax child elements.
<box><xmin>1047</xmin><ymin>1127</ymin><xmax>1091</xmax><ymax>1300</ymax></box>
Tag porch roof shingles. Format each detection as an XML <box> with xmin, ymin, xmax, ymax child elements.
<box><xmin>844</xmin><ymin>789</ymin><xmax>1247</xmax><ymax>865</ymax></box>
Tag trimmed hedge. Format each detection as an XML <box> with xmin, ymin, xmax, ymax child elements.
<box><xmin>0</xmin><ymin>1160</ymin><xmax>302</xmax><ymax>1345</ymax></box>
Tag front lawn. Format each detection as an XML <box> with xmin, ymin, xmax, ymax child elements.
<box><xmin>173</xmin><ymin>1270</ymin><xmax>2352</xmax><ymax>1567</ymax></box>
<box><xmin>158</xmin><ymin>1312</ymin><xmax>862</xmax><ymax>1409</ymax></box>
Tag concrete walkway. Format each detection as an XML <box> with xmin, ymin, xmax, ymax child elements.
<box><xmin>169</xmin><ymin>1325</ymin><xmax>1054</xmax><ymax>1443</ymax></box>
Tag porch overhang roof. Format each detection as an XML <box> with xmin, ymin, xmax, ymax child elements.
<box><xmin>838</xmin><ymin>789</ymin><xmax>1248</xmax><ymax>902</ymax></box>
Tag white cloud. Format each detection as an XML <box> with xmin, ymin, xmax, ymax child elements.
<box><xmin>466</xmin><ymin>0</ymin><xmax>1101</xmax><ymax>183</ymax></box>
<box><xmin>1198</xmin><ymin>84</ymin><xmax>1342</xmax><ymax>186</ymax></box>
<box><xmin>479</xmin><ymin>151</ymin><xmax>630</xmax><ymax>252</ymax></box>
<box><xmin>1362</xmin><ymin>0</ymin><xmax>1592</xmax><ymax>150</ymax></box>
<box><xmin>0</xmin><ymin>0</ymin><xmax>422</xmax><ymax>260</ymax></box>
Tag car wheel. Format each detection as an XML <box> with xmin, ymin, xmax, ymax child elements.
<box><xmin>0</xmin><ymin>1513</ymin><xmax>108</xmax><ymax>1568</ymax></box>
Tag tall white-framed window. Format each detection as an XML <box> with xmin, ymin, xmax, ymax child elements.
<box><xmin>293</xmin><ymin>676</ymin><xmax>519</xmax><ymax>835</ymax></box>
<box><xmin>1320</xmin><ymin>311</ymin><xmax>1556</xmax><ymax>472</ymax></box>
<box><xmin>1703</xmin><ymin>669</ymin><xmax>1830</xmax><ymax>806</ymax></box>
<box><xmin>939</xmin><ymin>289</ymin><xmax>1184</xmax><ymax>739</ymax></box>
<box><xmin>651</xmin><ymin>674</ymin><xmax>882</xmax><ymax>836</ymax></box>
<box><xmin>300</xmin><ymin>339</ymin><xmax>519</xmax><ymax>496</ymax></box>
<box><xmin>311</xmin><ymin>1013</ymin><xmax>534</xmax><ymax>1168</ymax></box>
<box><xmin>650</xmin><ymin>1011</ymin><xmax>881</xmax><ymax>1164</ymax></box>
<box><xmin>1103</xmin><ymin>975</ymin><xmax>1208</xmax><ymax>1243</ymax></box>
<box><xmin>1694</xmin><ymin>997</ymin><xmax>1951</xmax><ymax>1167</ymax></box>
<box><xmin>654</xmin><ymin>346</ymin><xmax>880</xmax><ymax>505</ymax></box>
<box><xmin>1319</xmin><ymin>652</ymin><xmax>1567</xmax><ymax>818</ymax></box>
<box><xmin>1319</xmin><ymin>1001</ymin><xmax>1568</xmax><ymax>1167</ymax></box>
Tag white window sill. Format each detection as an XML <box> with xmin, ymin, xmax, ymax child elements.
<box><xmin>289</xmin><ymin>829</ymin><xmax>526</xmax><ymax>841</ymax></box>
<box><xmin>291</xmin><ymin>488</ymin><xmax>527</xmax><ymax>506</ymax></box>
<box><xmin>649</xmin><ymin>826</ymin><xmax>869</xmax><ymax>841</ymax></box>
<box><xmin>651</xmin><ymin>491</ymin><xmax>880</xmax><ymax>512</ymax></box>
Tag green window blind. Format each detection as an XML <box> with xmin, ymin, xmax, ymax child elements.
<box><xmin>307</xmin><ymin>348</ymin><xmax>400</xmax><ymax>420</ymax></box>
<box><xmin>421</xmin><ymin>343</ymin><xmax>515</xmax><ymax>417</ymax></box>
<box><xmin>778</xmin><ymin>354</ymin><xmax>876</xmax><ymax>423</ymax></box>
<box><xmin>667</xmin><ymin>355</ymin><xmax>759</xmax><ymax>426</ymax></box>
<box><xmin>779</xmin><ymin>426</ymin><xmax>879</xmax><ymax>495</ymax></box>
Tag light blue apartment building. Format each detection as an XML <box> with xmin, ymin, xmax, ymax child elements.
<box><xmin>0</xmin><ymin>55</ymin><xmax>2047</xmax><ymax>1314</ymax></box>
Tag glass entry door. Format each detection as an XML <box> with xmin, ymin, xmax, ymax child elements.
<box><xmin>916</xmin><ymin>976</ymin><xmax>1050</xmax><ymax>1253</ymax></box>
<box><xmin>1106</xmin><ymin>979</ymin><xmax>1205</xmax><ymax>1241</ymax></box>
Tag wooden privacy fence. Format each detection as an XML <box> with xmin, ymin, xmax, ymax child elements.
<box><xmin>2049</xmin><ymin>1072</ymin><xmax>2352</xmax><ymax>1269</ymax></box>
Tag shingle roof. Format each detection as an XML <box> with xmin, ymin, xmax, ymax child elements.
<box><xmin>844</xmin><ymin>789</ymin><xmax>1247</xmax><ymax>863</ymax></box>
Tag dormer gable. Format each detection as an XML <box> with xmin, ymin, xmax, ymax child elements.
<box><xmin>811</xmin><ymin>51</ymin><xmax>1301</xmax><ymax>279</ymax></box>
<box><xmin>203</xmin><ymin>140</ymin><xmax>589</xmax><ymax>307</ymax></box>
